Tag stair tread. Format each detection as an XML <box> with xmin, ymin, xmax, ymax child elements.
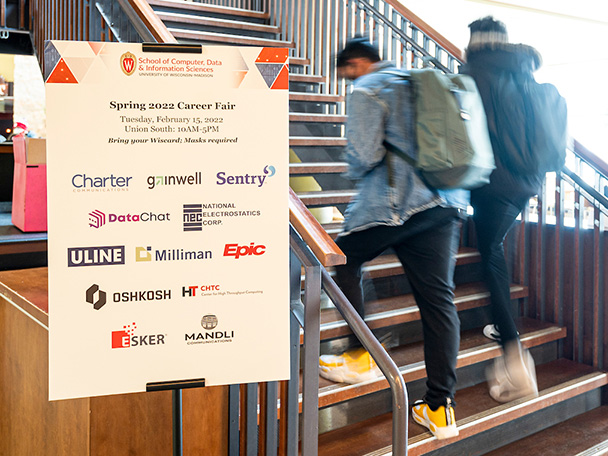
<box><xmin>170</xmin><ymin>27</ymin><xmax>295</xmax><ymax>47</ymax></box>
<box><xmin>290</xmin><ymin>162</ymin><xmax>348</xmax><ymax>175</ymax></box>
<box><xmin>317</xmin><ymin>359</ymin><xmax>607</xmax><ymax>456</ymax></box>
<box><xmin>157</xmin><ymin>11</ymin><xmax>281</xmax><ymax>33</ymax></box>
<box><xmin>297</xmin><ymin>189</ymin><xmax>356</xmax><ymax>207</ymax></box>
<box><xmin>484</xmin><ymin>405</ymin><xmax>608</xmax><ymax>456</ymax></box>
<box><xmin>289</xmin><ymin>74</ymin><xmax>326</xmax><ymax>84</ymax></box>
<box><xmin>289</xmin><ymin>92</ymin><xmax>344</xmax><ymax>102</ymax></box>
<box><xmin>289</xmin><ymin>113</ymin><xmax>347</xmax><ymax>123</ymax></box>
<box><xmin>316</xmin><ymin>281</ymin><xmax>527</xmax><ymax>341</ymax></box>
<box><xmin>149</xmin><ymin>0</ymin><xmax>270</xmax><ymax>20</ymax></box>
<box><xmin>312</xmin><ymin>318</ymin><xmax>566</xmax><ymax>411</ymax></box>
<box><xmin>289</xmin><ymin>137</ymin><xmax>347</xmax><ymax>147</ymax></box>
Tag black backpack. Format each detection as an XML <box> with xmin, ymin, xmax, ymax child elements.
<box><xmin>491</xmin><ymin>72</ymin><xmax>567</xmax><ymax>176</ymax></box>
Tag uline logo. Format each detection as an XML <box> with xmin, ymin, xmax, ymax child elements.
<box><xmin>136</xmin><ymin>246</ymin><xmax>212</xmax><ymax>262</ymax></box>
<box><xmin>223</xmin><ymin>243</ymin><xmax>266</xmax><ymax>259</ymax></box>
<box><xmin>183</xmin><ymin>204</ymin><xmax>202</xmax><ymax>231</ymax></box>
<box><xmin>85</xmin><ymin>284</ymin><xmax>171</xmax><ymax>309</ymax></box>
<box><xmin>111</xmin><ymin>322</ymin><xmax>166</xmax><ymax>349</ymax></box>
<box><xmin>185</xmin><ymin>315</ymin><xmax>234</xmax><ymax>345</ymax></box>
<box><xmin>88</xmin><ymin>209</ymin><xmax>170</xmax><ymax>228</ymax></box>
<box><xmin>121</xmin><ymin>52</ymin><xmax>137</xmax><ymax>76</ymax></box>
<box><xmin>148</xmin><ymin>172</ymin><xmax>202</xmax><ymax>190</ymax></box>
<box><xmin>68</xmin><ymin>246</ymin><xmax>125</xmax><ymax>267</ymax></box>
<box><xmin>216</xmin><ymin>165</ymin><xmax>275</xmax><ymax>188</ymax></box>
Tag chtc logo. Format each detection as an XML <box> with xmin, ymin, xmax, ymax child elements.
<box><xmin>201</xmin><ymin>315</ymin><xmax>218</xmax><ymax>330</ymax></box>
<box><xmin>223</xmin><ymin>243</ymin><xmax>266</xmax><ymax>259</ymax></box>
<box><xmin>183</xmin><ymin>285</ymin><xmax>220</xmax><ymax>297</ymax></box>
<box><xmin>121</xmin><ymin>52</ymin><xmax>137</xmax><ymax>76</ymax></box>
<box><xmin>86</xmin><ymin>284</ymin><xmax>107</xmax><ymax>310</ymax></box>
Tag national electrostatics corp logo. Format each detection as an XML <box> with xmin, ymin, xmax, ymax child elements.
<box><xmin>121</xmin><ymin>52</ymin><xmax>137</xmax><ymax>76</ymax></box>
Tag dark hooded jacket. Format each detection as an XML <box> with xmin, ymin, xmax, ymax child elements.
<box><xmin>461</xmin><ymin>42</ymin><xmax>544</xmax><ymax>203</ymax></box>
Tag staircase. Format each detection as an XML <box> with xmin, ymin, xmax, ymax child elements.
<box><xmin>29</xmin><ymin>0</ymin><xmax>608</xmax><ymax>454</ymax></box>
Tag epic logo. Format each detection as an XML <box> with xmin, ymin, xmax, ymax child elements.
<box><xmin>223</xmin><ymin>243</ymin><xmax>266</xmax><ymax>259</ymax></box>
<box><xmin>86</xmin><ymin>284</ymin><xmax>107</xmax><ymax>310</ymax></box>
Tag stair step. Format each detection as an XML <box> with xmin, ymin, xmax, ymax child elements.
<box><xmin>289</xmin><ymin>57</ymin><xmax>310</xmax><ymax>67</ymax></box>
<box><xmin>290</xmin><ymin>162</ymin><xmax>348</xmax><ymax>175</ymax></box>
<box><xmin>289</xmin><ymin>113</ymin><xmax>347</xmax><ymax>123</ymax></box>
<box><xmin>170</xmin><ymin>27</ymin><xmax>295</xmax><ymax>47</ymax></box>
<box><xmin>314</xmin><ymin>282</ymin><xmax>527</xmax><ymax>342</ymax></box>
<box><xmin>289</xmin><ymin>74</ymin><xmax>326</xmax><ymax>85</ymax></box>
<box><xmin>317</xmin><ymin>359</ymin><xmax>607</xmax><ymax>456</ymax></box>
<box><xmin>148</xmin><ymin>0</ymin><xmax>270</xmax><ymax>21</ymax></box>
<box><xmin>297</xmin><ymin>189</ymin><xmax>355</xmax><ymax>207</ymax></box>
<box><xmin>311</xmin><ymin>318</ymin><xmax>566</xmax><ymax>412</ymax></box>
<box><xmin>484</xmin><ymin>405</ymin><xmax>608</xmax><ymax>456</ymax></box>
<box><xmin>289</xmin><ymin>92</ymin><xmax>344</xmax><ymax>103</ymax></box>
<box><xmin>289</xmin><ymin>137</ymin><xmax>346</xmax><ymax>147</ymax></box>
<box><xmin>157</xmin><ymin>11</ymin><xmax>281</xmax><ymax>34</ymax></box>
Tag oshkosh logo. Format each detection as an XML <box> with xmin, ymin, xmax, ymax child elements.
<box><xmin>85</xmin><ymin>284</ymin><xmax>107</xmax><ymax>310</ymax></box>
<box><xmin>216</xmin><ymin>165</ymin><xmax>275</xmax><ymax>188</ymax></box>
<box><xmin>86</xmin><ymin>284</ymin><xmax>171</xmax><ymax>309</ymax></box>
<box><xmin>120</xmin><ymin>52</ymin><xmax>137</xmax><ymax>76</ymax></box>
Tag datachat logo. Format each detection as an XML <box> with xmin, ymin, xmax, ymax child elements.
<box><xmin>185</xmin><ymin>315</ymin><xmax>234</xmax><ymax>345</ymax></box>
<box><xmin>68</xmin><ymin>245</ymin><xmax>125</xmax><ymax>267</ymax></box>
<box><xmin>111</xmin><ymin>322</ymin><xmax>166</xmax><ymax>349</ymax></box>
<box><xmin>85</xmin><ymin>284</ymin><xmax>171</xmax><ymax>310</ymax></box>
<box><xmin>135</xmin><ymin>246</ymin><xmax>212</xmax><ymax>262</ymax></box>
<box><xmin>223</xmin><ymin>243</ymin><xmax>266</xmax><ymax>259</ymax></box>
<box><xmin>147</xmin><ymin>172</ymin><xmax>202</xmax><ymax>190</ymax></box>
<box><xmin>71</xmin><ymin>173</ymin><xmax>132</xmax><ymax>193</ymax></box>
<box><xmin>216</xmin><ymin>165</ymin><xmax>275</xmax><ymax>188</ymax></box>
<box><xmin>88</xmin><ymin>209</ymin><xmax>170</xmax><ymax>228</ymax></box>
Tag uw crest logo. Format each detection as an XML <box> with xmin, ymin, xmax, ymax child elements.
<box><xmin>120</xmin><ymin>52</ymin><xmax>137</xmax><ymax>76</ymax></box>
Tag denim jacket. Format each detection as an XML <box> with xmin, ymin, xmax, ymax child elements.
<box><xmin>341</xmin><ymin>61</ymin><xmax>469</xmax><ymax>235</ymax></box>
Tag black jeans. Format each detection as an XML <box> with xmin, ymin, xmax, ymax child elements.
<box><xmin>471</xmin><ymin>188</ymin><xmax>530</xmax><ymax>348</ymax></box>
<box><xmin>334</xmin><ymin>206</ymin><xmax>462</xmax><ymax>409</ymax></box>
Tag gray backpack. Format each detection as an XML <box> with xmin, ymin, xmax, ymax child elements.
<box><xmin>383</xmin><ymin>68</ymin><xmax>495</xmax><ymax>190</ymax></box>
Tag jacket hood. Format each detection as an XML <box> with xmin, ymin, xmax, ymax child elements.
<box><xmin>464</xmin><ymin>42</ymin><xmax>543</xmax><ymax>73</ymax></box>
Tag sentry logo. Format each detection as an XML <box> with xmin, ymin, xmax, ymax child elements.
<box><xmin>223</xmin><ymin>243</ymin><xmax>266</xmax><ymax>259</ymax></box>
<box><xmin>216</xmin><ymin>165</ymin><xmax>275</xmax><ymax>188</ymax></box>
<box><xmin>111</xmin><ymin>322</ymin><xmax>166</xmax><ymax>349</ymax></box>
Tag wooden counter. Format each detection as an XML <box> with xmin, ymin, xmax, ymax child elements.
<box><xmin>0</xmin><ymin>267</ymin><xmax>229</xmax><ymax>456</ymax></box>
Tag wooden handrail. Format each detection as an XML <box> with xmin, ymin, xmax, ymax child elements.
<box><xmin>573</xmin><ymin>139</ymin><xmax>608</xmax><ymax>178</ymax></box>
<box><xmin>289</xmin><ymin>188</ymin><xmax>346</xmax><ymax>267</ymax></box>
<box><xmin>383</xmin><ymin>0</ymin><xmax>464</xmax><ymax>61</ymax></box>
<box><xmin>126</xmin><ymin>0</ymin><xmax>177</xmax><ymax>43</ymax></box>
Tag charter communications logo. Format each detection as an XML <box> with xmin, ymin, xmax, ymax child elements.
<box><xmin>68</xmin><ymin>245</ymin><xmax>125</xmax><ymax>267</ymax></box>
<box><xmin>88</xmin><ymin>209</ymin><xmax>170</xmax><ymax>228</ymax></box>
<box><xmin>111</xmin><ymin>322</ymin><xmax>166</xmax><ymax>349</ymax></box>
<box><xmin>135</xmin><ymin>246</ymin><xmax>212</xmax><ymax>262</ymax></box>
<box><xmin>71</xmin><ymin>173</ymin><xmax>132</xmax><ymax>192</ymax></box>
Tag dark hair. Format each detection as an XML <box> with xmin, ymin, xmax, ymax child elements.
<box><xmin>336</xmin><ymin>37</ymin><xmax>381</xmax><ymax>67</ymax></box>
<box><xmin>468</xmin><ymin>16</ymin><xmax>508</xmax><ymax>34</ymax></box>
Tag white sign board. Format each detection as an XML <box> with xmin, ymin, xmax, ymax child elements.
<box><xmin>46</xmin><ymin>41</ymin><xmax>290</xmax><ymax>400</ymax></box>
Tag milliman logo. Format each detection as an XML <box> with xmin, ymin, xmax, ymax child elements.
<box><xmin>121</xmin><ymin>52</ymin><xmax>137</xmax><ymax>76</ymax></box>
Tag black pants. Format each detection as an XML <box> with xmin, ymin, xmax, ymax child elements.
<box><xmin>334</xmin><ymin>206</ymin><xmax>462</xmax><ymax>409</ymax></box>
<box><xmin>471</xmin><ymin>189</ymin><xmax>530</xmax><ymax>348</ymax></box>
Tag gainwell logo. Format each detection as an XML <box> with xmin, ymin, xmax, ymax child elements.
<box><xmin>135</xmin><ymin>246</ymin><xmax>212</xmax><ymax>262</ymax></box>
<box><xmin>85</xmin><ymin>284</ymin><xmax>171</xmax><ymax>310</ymax></box>
<box><xmin>68</xmin><ymin>246</ymin><xmax>125</xmax><ymax>267</ymax></box>
<box><xmin>88</xmin><ymin>209</ymin><xmax>170</xmax><ymax>228</ymax></box>
<box><xmin>111</xmin><ymin>322</ymin><xmax>166</xmax><ymax>349</ymax></box>
<box><xmin>148</xmin><ymin>172</ymin><xmax>202</xmax><ymax>190</ymax></box>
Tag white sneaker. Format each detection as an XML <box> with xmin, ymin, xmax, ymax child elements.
<box><xmin>483</xmin><ymin>324</ymin><xmax>519</xmax><ymax>342</ymax></box>
<box><xmin>487</xmin><ymin>342</ymin><xmax>539</xmax><ymax>403</ymax></box>
<box><xmin>319</xmin><ymin>347</ymin><xmax>381</xmax><ymax>384</ymax></box>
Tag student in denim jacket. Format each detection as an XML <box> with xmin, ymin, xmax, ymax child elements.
<box><xmin>319</xmin><ymin>37</ymin><xmax>468</xmax><ymax>440</ymax></box>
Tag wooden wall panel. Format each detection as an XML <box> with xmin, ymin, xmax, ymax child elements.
<box><xmin>183</xmin><ymin>386</ymin><xmax>229</xmax><ymax>455</ymax></box>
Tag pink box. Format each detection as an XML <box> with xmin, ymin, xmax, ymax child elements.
<box><xmin>12</xmin><ymin>137</ymin><xmax>47</xmax><ymax>232</ymax></box>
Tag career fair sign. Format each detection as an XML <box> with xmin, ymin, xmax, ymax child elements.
<box><xmin>46</xmin><ymin>41</ymin><xmax>290</xmax><ymax>400</ymax></box>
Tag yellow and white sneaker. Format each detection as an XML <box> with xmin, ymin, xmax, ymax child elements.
<box><xmin>319</xmin><ymin>347</ymin><xmax>381</xmax><ymax>384</ymax></box>
<box><xmin>411</xmin><ymin>399</ymin><xmax>459</xmax><ymax>440</ymax></box>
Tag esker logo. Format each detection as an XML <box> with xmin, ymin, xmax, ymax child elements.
<box><xmin>86</xmin><ymin>284</ymin><xmax>107</xmax><ymax>310</ymax></box>
<box><xmin>89</xmin><ymin>210</ymin><xmax>170</xmax><ymax>228</ymax></box>
<box><xmin>112</xmin><ymin>322</ymin><xmax>166</xmax><ymax>349</ymax></box>
<box><xmin>121</xmin><ymin>52</ymin><xmax>137</xmax><ymax>76</ymax></box>
<box><xmin>182</xmin><ymin>285</ymin><xmax>220</xmax><ymax>297</ymax></box>
<box><xmin>68</xmin><ymin>246</ymin><xmax>125</xmax><ymax>267</ymax></box>
<box><xmin>224</xmin><ymin>243</ymin><xmax>266</xmax><ymax>259</ymax></box>
<box><xmin>216</xmin><ymin>165</ymin><xmax>275</xmax><ymax>188</ymax></box>
<box><xmin>201</xmin><ymin>315</ymin><xmax>218</xmax><ymax>330</ymax></box>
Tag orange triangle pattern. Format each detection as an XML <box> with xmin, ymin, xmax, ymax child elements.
<box><xmin>256</xmin><ymin>47</ymin><xmax>288</xmax><ymax>64</ymax></box>
<box><xmin>47</xmin><ymin>58</ymin><xmax>78</xmax><ymax>84</ymax></box>
<box><xmin>271</xmin><ymin>64</ymin><xmax>289</xmax><ymax>90</ymax></box>
<box><xmin>88</xmin><ymin>42</ymin><xmax>105</xmax><ymax>55</ymax></box>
